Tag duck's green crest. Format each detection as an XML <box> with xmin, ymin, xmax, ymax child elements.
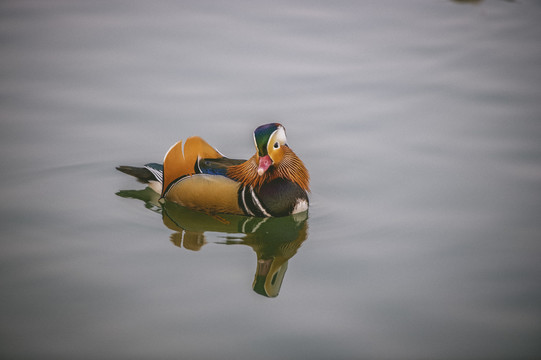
<box><xmin>253</xmin><ymin>123</ymin><xmax>284</xmax><ymax>157</ymax></box>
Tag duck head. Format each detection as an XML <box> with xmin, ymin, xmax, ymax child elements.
<box><xmin>253</xmin><ymin>123</ymin><xmax>288</xmax><ymax>176</ymax></box>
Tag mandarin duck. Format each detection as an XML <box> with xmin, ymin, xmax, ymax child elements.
<box><xmin>117</xmin><ymin>123</ymin><xmax>309</xmax><ymax>217</ymax></box>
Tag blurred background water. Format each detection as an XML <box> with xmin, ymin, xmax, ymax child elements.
<box><xmin>1</xmin><ymin>0</ymin><xmax>541</xmax><ymax>359</ymax></box>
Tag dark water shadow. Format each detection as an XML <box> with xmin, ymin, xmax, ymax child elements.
<box><xmin>117</xmin><ymin>187</ymin><xmax>309</xmax><ymax>298</ymax></box>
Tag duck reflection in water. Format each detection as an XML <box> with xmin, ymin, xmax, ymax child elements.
<box><xmin>116</xmin><ymin>187</ymin><xmax>308</xmax><ymax>298</ymax></box>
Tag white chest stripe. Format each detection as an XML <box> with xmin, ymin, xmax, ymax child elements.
<box><xmin>250</xmin><ymin>187</ymin><xmax>271</xmax><ymax>217</ymax></box>
<box><xmin>241</xmin><ymin>187</ymin><xmax>255</xmax><ymax>216</ymax></box>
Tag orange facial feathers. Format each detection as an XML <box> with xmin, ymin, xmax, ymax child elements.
<box><xmin>227</xmin><ymin>146</ymin><xmax>310</xmax><ymax>192</ymax></box>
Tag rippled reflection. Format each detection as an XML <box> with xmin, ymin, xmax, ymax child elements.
<box><xmin>117</xmin><ymin>186</ymin><xmax>308</xmax><ymax>297</ymax></box>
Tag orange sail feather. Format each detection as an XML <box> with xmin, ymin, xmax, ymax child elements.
<box><xmin>161</xmin><ymin>136</ymin><xmax>223</xmax><ymax>197</ymax></box>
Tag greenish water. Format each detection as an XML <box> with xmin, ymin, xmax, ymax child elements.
<box><xmin>1</xmin><ymin>1</ymin><xmax>541</xmax><ymax>359</ymax></box>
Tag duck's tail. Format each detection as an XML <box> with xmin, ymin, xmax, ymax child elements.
<box><xmin>116</xmin><ymin>136</ymin><xmax>223</xmax><ymax>197</ymax></box>
<box><xmin>116</xmin><ymin>163</ymin><xmax>164</xmax><ymax>193</ymax></box>
<box><xmin>116</xmin><ymin>164</ymin><xmax>162</xmax><ymax>183</ymax></box>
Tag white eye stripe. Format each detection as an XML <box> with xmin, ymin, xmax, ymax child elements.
<box><xmin>269</xmin><ymin>126</ymin><xmax>287</xmax><ymax>148</ymax></box>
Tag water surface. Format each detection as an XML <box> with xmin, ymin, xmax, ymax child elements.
<box><xmin>1</xmin><ymin>1</ymin><xmax>541</xmax><ymax>359</ymax></box>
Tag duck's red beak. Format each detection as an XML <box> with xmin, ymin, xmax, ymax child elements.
<box><xmin>257</xmin><ymin>155</ymin><xmax>272</xmax><ymax>176</ymax></box>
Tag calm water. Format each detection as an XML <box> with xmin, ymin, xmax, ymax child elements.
<box><xmin>1</xmin><ymin>0</ymin><xmax>541</xmax><ymax>359</ymax></box>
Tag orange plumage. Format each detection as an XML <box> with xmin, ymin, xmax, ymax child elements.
<box><xmin>227</xmin><ymin>147</ymin><xmax>310</xmax><ymax>192</ymax></box>
<box><xmin>161</xmin><ymin>136</ymin><xmax>223</xmax><ymax>197</ymax></box>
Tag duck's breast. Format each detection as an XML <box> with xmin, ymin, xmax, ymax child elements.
<box><xmin>257</xmin><ymin>178</ymin><xmax>309</xmax><ymax>217</ymax></box>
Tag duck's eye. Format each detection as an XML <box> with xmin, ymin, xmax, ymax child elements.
<box><xmin>273</xmin><ymin>142</ymin><xmax>280</xmax><ymax>149</ymax></box>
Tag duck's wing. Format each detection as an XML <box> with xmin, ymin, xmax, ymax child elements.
<box><xmin>197</xmin><ymin>157</ymin><xmax>246</xmax><ymax>176</ymax></box>
<box><xmin>162</xmin><ymin>136</ymin><xmax>224</xmax><ymax>197</ymax></box>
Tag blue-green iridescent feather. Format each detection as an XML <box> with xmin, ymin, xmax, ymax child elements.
<box><xmin>254</xmin><ymin>123</ymin><xmax>281</xmax><ymax>156</ymax></box>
